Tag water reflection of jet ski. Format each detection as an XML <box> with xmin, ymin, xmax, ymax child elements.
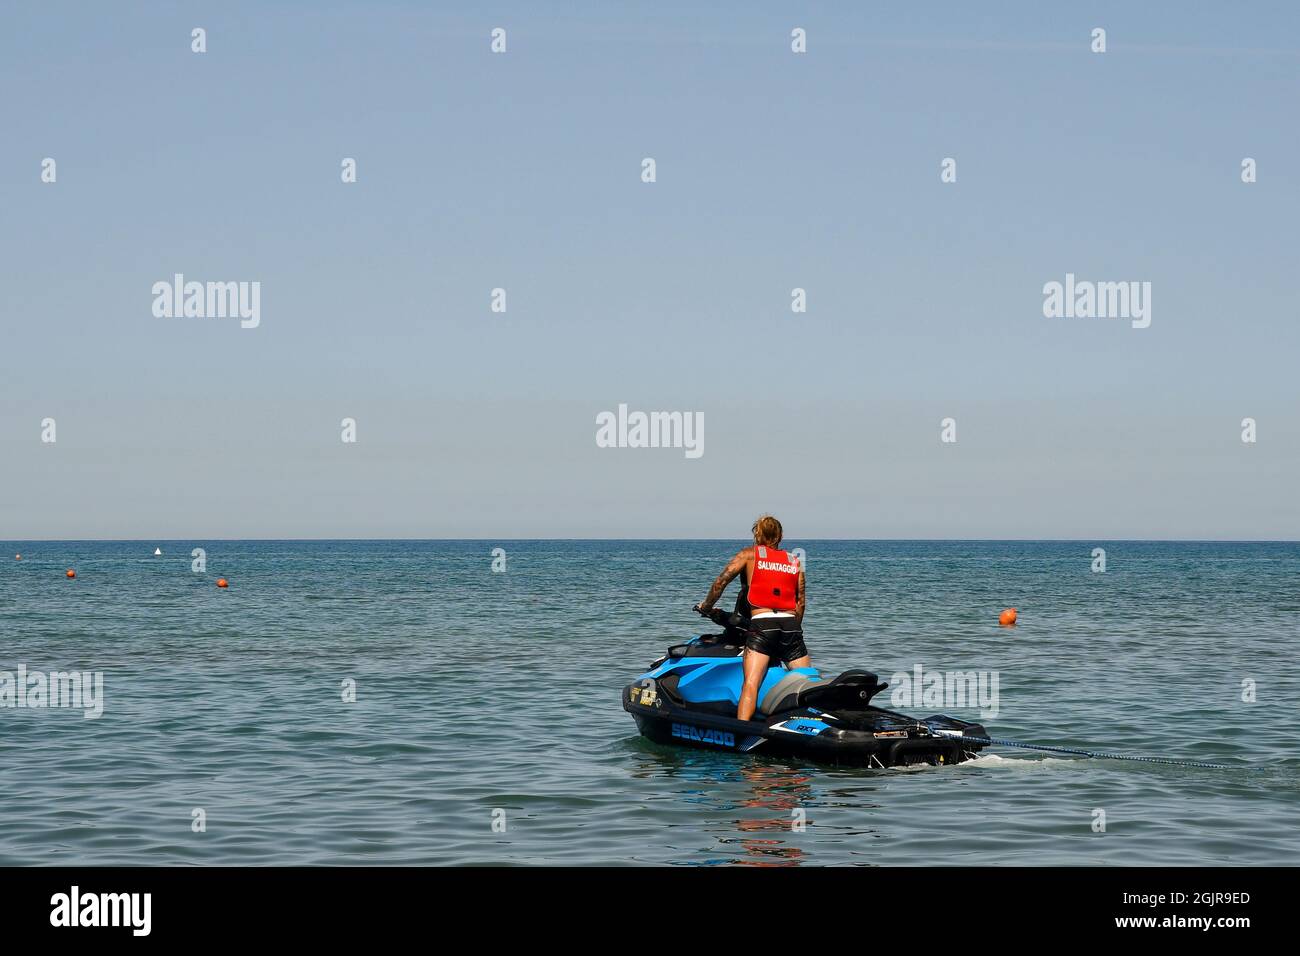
<box><xmin>623</xmin><ymin>609</ymin><xmax>988</xmax><ymax>768</ymax></box>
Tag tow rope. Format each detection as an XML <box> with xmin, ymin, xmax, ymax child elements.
<box><xmin>937</xmin><ymin>731</ymin><xmax>1235</xmax><ymax>771</ymax></box>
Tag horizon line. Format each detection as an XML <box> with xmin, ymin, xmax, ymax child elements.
<box><xmin>3</xmin><ymin>537</ymin><xmax>1299</xmax><ymax>545</ymax></box>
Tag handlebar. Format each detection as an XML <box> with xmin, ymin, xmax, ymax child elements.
<box><xmin>694</xmin><ymin>604</ymin><xmax>750</xmax><ymax>630</ymax></box>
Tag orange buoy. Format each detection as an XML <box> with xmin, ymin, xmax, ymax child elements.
<box><xmin>15</xmin><ymin>554</ymin><xmax>20</xmax><ymax>560</ymax></box>
<box><xmin>66</xmin><ymin>569</ymin><xmax>76</xmax><ymax>579</ymax></box>
<box><xmin>999</xmin><ymin>607</ymin><xmax>1017</xmax><ymax>626</ymax></box>
<box><xmin>216</xmin><ymin>578</ymin><xmax>229</xmax><ymax>588</ymax></box>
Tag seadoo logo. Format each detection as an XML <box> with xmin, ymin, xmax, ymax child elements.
<box><xmin>671</xmin><ymin>722</ymin><xmax>735</xmax><ymax>747</ymax></box>
<box><xmin>50</xmin><ymin>886</ymin><xmax>151</xmax><ymax>937</ymax></box>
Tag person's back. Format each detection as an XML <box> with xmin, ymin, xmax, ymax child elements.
<box><xmin>695</xmin><ymin>515</ymin><xmax>809</xmax><ymax>721</ymax></box>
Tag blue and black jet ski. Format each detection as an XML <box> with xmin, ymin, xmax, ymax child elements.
<box><xmin>624</xmin><ymin>608</ymin><xmax>989</xmax><ymax>768</ymax></box>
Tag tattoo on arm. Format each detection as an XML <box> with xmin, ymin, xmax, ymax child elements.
<box><xmin>701</xmin><ymin>550</ymin><xmax>748</xmax><ymax>609</ymax></box>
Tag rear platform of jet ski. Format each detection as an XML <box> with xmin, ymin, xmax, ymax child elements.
<box><xmin>623</xmin><ymin>632</ymin><xmax>989</xmax><ymax>768</ymax></box>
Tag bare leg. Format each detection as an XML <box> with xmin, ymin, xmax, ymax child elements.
<box><xmin>737</xmin><ymin>648</ymin><xmax>772</xmax><ymax>722</ymax></box>
<box><xmin>787</xmin><ymin>655</ymin><xmax>811</xmax><ymax>670</ymax></box>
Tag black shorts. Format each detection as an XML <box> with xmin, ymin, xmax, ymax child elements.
<box><xmin>745</xmin><ymin>615</ymin><xmax>808</xmax><ymax>664</ymax></box>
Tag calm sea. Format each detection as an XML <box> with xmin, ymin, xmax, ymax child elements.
<box><xmin>1</xmin><ymin>540</ymin><xmax>1296</xmax><ymax>865</ymax></box>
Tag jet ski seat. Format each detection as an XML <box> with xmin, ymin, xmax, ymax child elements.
<box><xmin>759</xmin><ymin>669</ymin><xmax>888</xmax><ymax>715</ymax></box>
<box><xmin>758</xmin><ymin>671</ymin><xmax>823</xmax><ymax>715</ymax></box>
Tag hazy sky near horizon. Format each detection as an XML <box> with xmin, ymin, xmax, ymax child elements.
<box><xmin>3</xmin><ymin>2</ymin><xmax>1299</xmax><ymax>539</ymax></box>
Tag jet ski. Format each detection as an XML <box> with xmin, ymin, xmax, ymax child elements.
<box><xmin>623</xmin><ymin>608</ymin><xmax>989</xmax><ymax>768</ymax></box>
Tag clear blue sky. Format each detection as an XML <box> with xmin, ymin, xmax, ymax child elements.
<box><xmin>2</xmin><ymin>2</ymin><xmax>1298</xmax><ymax>538</ymax></box>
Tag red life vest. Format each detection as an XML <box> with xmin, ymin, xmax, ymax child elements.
<box><xmin>747</xmin><ymin>546</ymin><xmax>800</xmax><ymax>612</ymax></box>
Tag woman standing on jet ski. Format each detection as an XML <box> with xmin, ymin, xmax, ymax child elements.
<box><xmin>695</xmin><ymin>515</ymin><xmax>810</xmax><ymax>722</ymax></box>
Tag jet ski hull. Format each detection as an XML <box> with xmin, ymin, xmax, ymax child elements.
<box><xmin>625</xmin><ymin>678</ymin><xmax>987</xmax><ymax>767</ymax></box>
<box><xmin>623</xmin><ymin>633</ymin><xmax>989</xmax><ymax>768</ymax></box>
